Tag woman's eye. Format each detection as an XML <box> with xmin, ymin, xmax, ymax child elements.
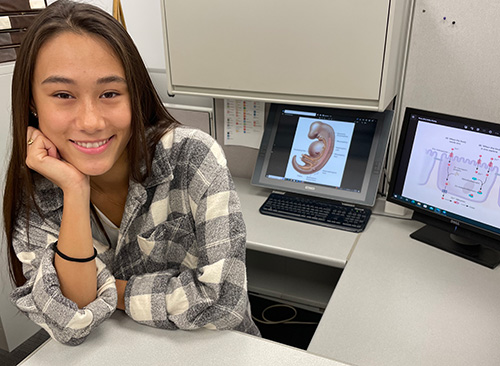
<box><xmin>54</xmin><ymin>93</ymin><xmax>73</xmax><ymax>99</ymax></box>
<box><xmin>101</xmin><ymin>92</ymin><xmax>119</xmax><ymax>99</ymax></box>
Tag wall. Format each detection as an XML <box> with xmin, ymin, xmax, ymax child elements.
<box><xmin>400</xmin><ymin>1</ymin><xmax>500</xmax><ymax>122</ymax></box>
<box><xmin>47</xmin><ymin>0</ymin><xmax>112</xmax><ymax>13</ymax></box>
<box><xmin>0</xmin><ymin>63</ymin><xmax>41</xmax><ymax>352</ymax></box>
<box><xmin>385</xmin><ymin>0</ymin><xmax>500</xmax><ymax>188</ymax></box>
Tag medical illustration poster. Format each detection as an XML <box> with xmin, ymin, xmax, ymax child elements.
<box><xmin>403</xmin><ymin>121</ymin><xmax>500</xmax><ymax>228</ymax></box>
<box><xmin>284</xmin><ymin>117</ymin><xmax>355</xmax><ymax>187</ymax></box>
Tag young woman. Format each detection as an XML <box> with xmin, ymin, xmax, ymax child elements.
<box><xmin>3</xmin><ymin>0</ymin><xmax>259</xmax><ymax>345</ymax></box>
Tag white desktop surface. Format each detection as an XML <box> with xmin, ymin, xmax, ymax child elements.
<box><xmin>309</xmin><ymin>215</ymin><xmax>500</xmax><ymax>366</ymax></box>
<box><xmin>234</xmin><ymin>177</ymin><xmax>358</xmax><ymax>268</ymax></box>
<box><xmin>20</xmin><ymin>312</ymin><xmax>348</xmax><ymax>366</ymax></box>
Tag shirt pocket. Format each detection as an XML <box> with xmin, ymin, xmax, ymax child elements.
<box><xmin>136</xmin><ymin>214</ymin><xmax>197</xmax><ymax>273</ymax></box>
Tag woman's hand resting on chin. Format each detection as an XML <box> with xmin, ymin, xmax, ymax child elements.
<box><xmin>26</xmin><ymin>126</ymin><xmax>89</xmax><ymax>192</ymax></box>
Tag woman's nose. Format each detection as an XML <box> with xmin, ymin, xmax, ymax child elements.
<box><xmin>76</xmin><ymin>100</ymin><xmax>105</xmax><ymax>132</ymax></box>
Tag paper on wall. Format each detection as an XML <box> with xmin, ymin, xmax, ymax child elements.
<box><xmin>0</xmin><ymin>17</ymin><xmax>12</xmax><ymax>30</ymax></box>
<box><xmin>224</xmin><ymin>99</ymin><xmax>265</xmax><ymax>149</ymax></box>
<box><xmin>29</xmin><ymin>0</ymin><xmax>46</xmax><ymax>9</ymax></box>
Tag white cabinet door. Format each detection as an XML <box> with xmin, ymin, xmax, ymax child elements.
<box><xmin>162</xmin><ymin>0</ymin><xmax>402</xmax><ymax>109</ymax></box>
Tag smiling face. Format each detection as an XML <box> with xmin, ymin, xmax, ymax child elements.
<box><xmin>31</xmin><ymin>31</ymin><xmax>132</xmax><ymax>177</ymax></box>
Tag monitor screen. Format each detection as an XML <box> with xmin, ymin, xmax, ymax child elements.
<box><xmin>388</xmin><ymin>107</ymin><xmax>500</xmax><ymax>268</ymax></box>
<box><xmin>252</xmin><ymin>104</ymin><xmax>394</xmax><ymax>207</ymax></box>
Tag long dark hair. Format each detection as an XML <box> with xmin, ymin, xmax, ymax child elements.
<box><xmin>3</xmin><ymin>0</ymin><xmax>178</xmax><ymax>286</ymax></box>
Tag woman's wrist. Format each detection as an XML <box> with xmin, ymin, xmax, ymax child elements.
<box><xmin>57</xmin><ymin>179</ymin><xmax>93</xmax><ymax>259</ymax></box>
<box><xmin>61</xmin><ymin>176</ymin><xmax>90</xmax><ymax>198</ymax></box>
<box><xmin>115</xmin><ymin>279</ymin><xmax>127</xmax><ymax>310</ymax></box>
<box><xmin>55</xmin><ymin>242</ymin><xmax>97</xmax><ymax>262</ymax></box>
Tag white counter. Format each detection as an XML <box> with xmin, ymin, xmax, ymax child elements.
<box><xmin>20</xmin><ymin>312</ymin><xmax>349</xmax><ymax>366</ymax></box>
<box><xmin>309</xmin><ymin>215</ymin><xmax>500</xmax><ymax>366</ymax></box>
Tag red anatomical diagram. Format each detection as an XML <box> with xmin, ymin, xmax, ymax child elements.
<box><xmin>292</xmin><ymin>121</ymin><xmax>335</xmax><ymax>174</ymax></box>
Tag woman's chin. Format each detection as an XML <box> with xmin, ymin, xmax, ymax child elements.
<box><xmin>77</xmin><ymin>164</ymin><xmax>113</xmax><ymax>177</ymax></box>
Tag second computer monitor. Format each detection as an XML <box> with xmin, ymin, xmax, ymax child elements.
<box><xmin>252</xmin><ymin>104</ymin><xmax>394</xmax><ymax>207</ymax></box>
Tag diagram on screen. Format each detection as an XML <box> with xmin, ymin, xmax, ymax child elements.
<box><xmin>284</xmin><ymin>117</ymin><xmax>355</xmax><ymax>188</ymax></box>
<box><xmin>291</xmin><ymin>121</ymin><xmax>335</xmax><ymax>174</ymax></box>
<box><xmin>403</xmin><ymin>122</ymin><xmax>500</xmax><ymax>228</ymax></box>
<box><xmin>418</xmin><ymin>149</ymin><xmax>499</xmax><ymax>204</ymax></box>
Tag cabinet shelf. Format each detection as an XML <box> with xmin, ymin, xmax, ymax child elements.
<box><xmin>247</xmin><ymin>250</ymin><xmax>342</xmax><ymax>312</ymax></box>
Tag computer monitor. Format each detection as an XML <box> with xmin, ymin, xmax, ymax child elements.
<box><xmin>251</xmin><ymin>104</ymin><xmax>394</xmax><ymax>207</ymax></box>
<box><xmin>388</xmin><ymin>108</ymin><xmax>500</xmax><ymax>268</ymax></box>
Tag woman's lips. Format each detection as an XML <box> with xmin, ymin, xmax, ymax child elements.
<box><xmin>71</xmin><ymin>136</ymin><xmax>114</xmax><ymax>155</ymax></box>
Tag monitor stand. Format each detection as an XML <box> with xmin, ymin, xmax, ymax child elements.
<box><xmin>410</xmin><ymin>225</ymin><xmax>500</xmax><ymax>269</ymax></box>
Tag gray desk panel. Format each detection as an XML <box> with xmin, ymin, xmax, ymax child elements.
<box><xmin>20</xmin><ymin>312</ymin><xmax>349</xmax><ymax>366</ymax></box>
<box><xmin>234</xmin><ymin>178</ymin><xmax>358</xmax><ymax>268</ymax></box>
<box><xmin>309</xmin><ymin>215</ymin><xmax>500</xmax><ymax>366</ymax></box>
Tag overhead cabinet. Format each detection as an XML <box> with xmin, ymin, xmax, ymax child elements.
<box><xmin>161</xmin><ymin>0</ymin><xmax>411</xmax><ymax>111</ymax></box>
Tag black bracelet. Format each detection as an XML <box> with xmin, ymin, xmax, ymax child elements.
<box><xmin>54</xmin><ymin>242</ymin><xmax>97</xmax><ymax>263</ymax></box>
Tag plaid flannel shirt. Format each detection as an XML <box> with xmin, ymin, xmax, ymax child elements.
<box><xmin>10</xmin><ymin>126</ymin><xmax>260</xmax><ymax>345</ymax></box>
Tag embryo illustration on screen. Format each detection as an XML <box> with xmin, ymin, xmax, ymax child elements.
<box><xmin>291</xmin><ymin>121</ymin><xmax>335</xmax><ymax>174</ymax></box>
<box><xmin>285</xmin><ymin>117</ymin><xmax>355</xmax><ymax>188</ymax></box>
<box><xmin>403</xmin><ymin>121</ymin><xmax>500</xmax><ymax>228</ymax></box>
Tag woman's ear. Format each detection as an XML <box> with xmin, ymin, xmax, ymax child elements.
<box><xmin>28</xmin><ymin>102</ymin><xmax>40</xmax><ymax>128</ymax></box>
<box><xmin>29</xmin><ymin>101</ymin><xmax>38</xmax><ymax>118</ymax></box>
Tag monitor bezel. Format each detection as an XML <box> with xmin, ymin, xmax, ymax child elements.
<box><xmin>387</xmin><ymin>107</ymin><xmax>500</xmax><ymax>245</ymax></box>
<box><xmin>251</xmin><ymin>103</ymin><xmax>394</xmax><ymax>207</ymax></box>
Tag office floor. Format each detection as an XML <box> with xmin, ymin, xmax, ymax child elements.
<box><xmin>0</xmin><ymin>329</ymin><xmax>49</xmax><ymax>366</ymax></box>
<box><xmin>249</xmin><ymin>294</ymin><xmax>322</xmax><ymax>350</ymax></box>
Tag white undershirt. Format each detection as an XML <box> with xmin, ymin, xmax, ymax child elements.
<box><xmin>93</xmin><ymin>205</ymin><xmax>120</xmax><ymax>247</ymax></box>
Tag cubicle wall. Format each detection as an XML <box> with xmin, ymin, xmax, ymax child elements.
<box><xmin>400</xmin><ymin>0</ymin><xmax>500</xmax><ymax>122</ymax></box>
<box><xmin>389</xmin><ymin>0</ymin><xmax>500</xmax><ymax>187</ymax></box>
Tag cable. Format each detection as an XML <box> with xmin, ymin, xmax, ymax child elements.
<box><xmin>252</xmin><ymin>304</ymin><xmax>319</xmax><ymax>325</ymax></box>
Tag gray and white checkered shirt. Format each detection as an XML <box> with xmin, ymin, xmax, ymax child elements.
<box><xmin>11</xmin><ymin>126</ymin><xmax>260</xmax><ymax>345</ymax></box>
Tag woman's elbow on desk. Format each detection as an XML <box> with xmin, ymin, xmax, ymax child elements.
<box><xmin>11</xmin><ymin>257</ymin><xmax>118</xmax><ymax>346</ymax></box>
<box><xmin>121</xmin><ymin>259</ymin><xmax>255</xmax><ymax>333</ymax></box>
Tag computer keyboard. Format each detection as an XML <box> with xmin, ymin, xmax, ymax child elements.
<box><xmin>259</xmin><ymin>193</ymin><xmax>371</xmax><ymax>233</ymax></box>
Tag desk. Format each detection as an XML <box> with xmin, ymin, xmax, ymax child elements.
<box><xmin>309</xmin><ymin>215</ymin><xmax>500</xmax><ymax>366</ymax></box>
<box><xmin>20</xmin><ymin>312</ymin><xmax>348</xmax><ymax>366</ymax></box>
